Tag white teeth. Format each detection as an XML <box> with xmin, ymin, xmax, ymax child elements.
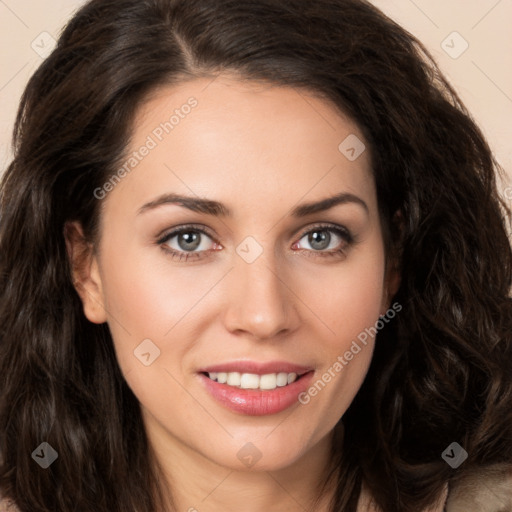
<box><xmin>287</xmin><ymin>372</ymin><xmax>297</xmax><ymax>385</ymax></box>
<box><xmin>240</xmin><ymin>373</ymin><xmax>260</xmax><ymax>389</ymax></box>
<box><xmin>226</xmin><ymin>372</ymin><xmax>241</xmax><ymax>386</ymax></box>
<box><xmin>207</xmin><ymin>371</ymin><xmax>301</xmax><ymax>390</ymax></box>
<box><xmin>276</xmin><ymin>372</ymin><xmax>288</xmax><ymax>387</ymax></box>
<box><xmin>260</xmin><ymin>373</ymin><xmax>277</xmax><ymax>390</ymax></box>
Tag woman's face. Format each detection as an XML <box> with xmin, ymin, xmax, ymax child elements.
<box><xmin>73</xmin><ymin>75</ymin><xmax>399</xmax><ymax>473</ymax></box>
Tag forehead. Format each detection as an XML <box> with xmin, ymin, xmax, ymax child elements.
<box><xmin>105</xmin><ymin>75</ymin><xmax>376</xmax><ymax>218</ymax></box>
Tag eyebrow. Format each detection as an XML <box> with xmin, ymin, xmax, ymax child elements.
<box><xmin>137</xmin><ymin>191</ymin><xmax>369</xmax><ymax>217</ymax></box>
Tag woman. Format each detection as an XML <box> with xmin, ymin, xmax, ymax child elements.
<box><xmin>0</xmin><ymin>0</ymin><xmax>511</xmax><ymax>511</ymax></box>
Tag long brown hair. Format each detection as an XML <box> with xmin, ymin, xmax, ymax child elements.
<box><xmin>1</xmin><ymin>1</ymin><xmax>511</xmax><ymax>511</ymax></box>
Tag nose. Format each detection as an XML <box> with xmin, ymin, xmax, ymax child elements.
<box><xmin>222</xmin><ymin>248</ymin><xmax>300</xmax><ymax>341</ymax></box>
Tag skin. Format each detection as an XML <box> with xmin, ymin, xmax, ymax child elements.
<box><xmin>67</xmin><ymin>74</ymin><xmax>400</xmax><ymax>511</ymax></box>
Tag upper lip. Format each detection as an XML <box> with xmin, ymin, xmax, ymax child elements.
<box><xmin>198</xmin><ymin>360</ymin><xmax>314</xmax><ymax>376</ymax></box>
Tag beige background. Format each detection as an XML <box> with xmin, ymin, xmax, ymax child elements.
<box><xmin>0</xmin><ymin>0</ymin><xmax>511</xmax><ymax>195</ymax></box>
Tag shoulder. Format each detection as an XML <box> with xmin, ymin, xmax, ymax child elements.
<box><xmin>357</xmin><ymin>463</ymin><xmax>512</xmax><ymax>512</ymax></box>
<box><xmin>0</xmin><ymin>495</ymin><xmax>19</xmax><ymax>512</ymax></box>
<box><xmin>446</xmin><ymin>463</ymin><xmax>512</xmax><ymax>512</ymax></box>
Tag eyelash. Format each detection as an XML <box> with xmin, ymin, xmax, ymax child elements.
<box><xmin>156</xmin><ymin>223</ymin><xmax>355</xmax><ymax>262</ymax></box>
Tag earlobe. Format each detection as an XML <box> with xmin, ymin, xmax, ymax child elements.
<box><xmin>64</xmin><ymin>221</ymin><xmax>108</xmax><ymax>324</ymax></box>
<box><xmin>381</xmin><ymin>210</ymin><xmax>404</xmax><ymax>314</ymax></box>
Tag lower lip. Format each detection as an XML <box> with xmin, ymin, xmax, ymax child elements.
<box><xmin>198</xmin><ymin>371</ymin><xmax>315</xmax><ymax>416</ymax></box>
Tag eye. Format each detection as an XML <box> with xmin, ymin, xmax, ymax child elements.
<box><xmin>157</xmin><ymin>223</ymin><xmax>354</xmax><ymax>262</ymax></box>
<box><xmin>292</xmin><ymin>224</ymin><xmax>354</xmax><ymax>258</ymax></box>
<box><xmin>157</xmin><ymin>225</ymin><xmax>220</xmax><ymax>262</ymax></box>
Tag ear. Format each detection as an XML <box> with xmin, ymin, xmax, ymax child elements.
<box><xmin>381</xmin><ymin>262</ymin><xmax>401</xmax><ymax>314</ymax></box>
<box><xmin>380</xmin><ymin>210</ymin><xmax>403</xmax><ymax>315</ymax></box>
<box><xmin>64</xmin><ymin>221</ymin><xmax>107</xmax><ymax>324</ymax></box>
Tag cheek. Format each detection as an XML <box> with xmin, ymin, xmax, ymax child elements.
<box><xmin>96</xmin><ymin>235</ymin><xmax>185</xmax><ymax>371</ymax></box>
<box><xmin>99</xmin><ymin>234</ymin><xmax>208</xmax><ymax>334</ymax></box>
<box><xmin>98</xmin><ymin>216</ymin><xmax>386</xmax><ymax>358</ymax></box>
<box><xmin>99</xmin><ymin>225</ymin><xmax>386</xmax><ymax>351</ymax></box>
<box><xmin>338</xmin><ymin>267</ymin><xmax>385</xmax><ymax>341</ymax></box>
<box><xmin>97</xmin><ymin>246</ymin><xmax>204</xmax><ymax>409</ymax></box>
<box><xmin>95</xmin><ymin>223</ymin><xmax>386</xmax><ymax>451</ymax></box>
<box><xmin>295</xmin><ymin>254</ymin><xmax>386</xmax><ymax>428</ymax></box>
<box><xmin>298</xmin><ymin>238</ymin><xmax>387</xmax><ymax>351</ymax></box>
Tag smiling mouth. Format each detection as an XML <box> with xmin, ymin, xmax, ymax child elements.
<box><xmin>201</xmin><ymin>371</ymin><xmax>311</xmax><ymax>391</ymax></box>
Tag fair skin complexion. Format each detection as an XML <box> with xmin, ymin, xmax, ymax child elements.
<box><xmin>67</xmin><ymin>75</ymin><xmax>400</xmax><ymax>511</ymax></box>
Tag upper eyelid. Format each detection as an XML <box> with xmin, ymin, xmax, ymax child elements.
<box><xmin>157</xmin><ymin>223</ymin><xmax>216</xmax><ymax>243</ymax></box>
<box><xmin>158</xmin><ymin>223</ymin><xmax>351</xmax><ymax>246</ymax></box>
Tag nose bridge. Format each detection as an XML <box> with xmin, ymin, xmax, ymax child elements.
<box><xmin>222</xmin><ymin>234</ymin><xmax>298</xmax><ymax>339</ymax></box>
